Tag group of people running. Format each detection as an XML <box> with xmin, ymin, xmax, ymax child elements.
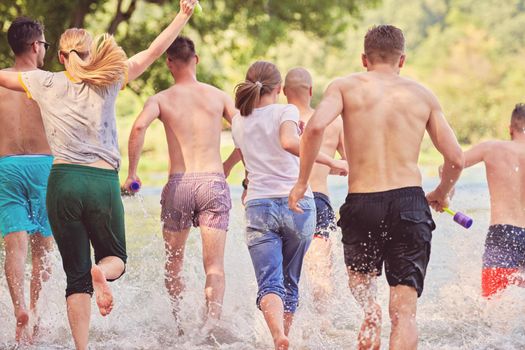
<box><xmin>0</xmin><ymin>1</ymin><xmax>524</xmax><ymax>349</ymax></box>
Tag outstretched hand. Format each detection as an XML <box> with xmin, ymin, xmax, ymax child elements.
<box><xmin>289</xmin><ymin>183</ymin><xmax>308</xmax><ymax>213</ymax></box>
<box><xmin>180</xmin><ymin>0</ymin><xmax>198</xmax><ymax>15</ymax></box>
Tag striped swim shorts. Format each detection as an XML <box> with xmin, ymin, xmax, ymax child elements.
<box><xmin>160</xmin><ymin>172</ymin><xmax>231</xmax><ymax>232</ymax></box>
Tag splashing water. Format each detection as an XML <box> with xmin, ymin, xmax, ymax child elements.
<box><xmin>1</xmin><ymin>167</ymin><xmax>525</xmax><ymax>349</ymax></box>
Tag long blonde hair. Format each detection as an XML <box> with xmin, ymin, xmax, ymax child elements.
<box><xmin>59</xmin><ymin>28</ymin><xmax>127</xmax><ymax>87</ymax></box>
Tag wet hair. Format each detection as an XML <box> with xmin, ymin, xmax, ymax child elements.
<box><xmin>511</xmin><ymin>103</ymin><xmax>525</xmax><ymax>132</ymax></box>
<box><xmin>59</xmin><ymin>28</ymin><xmax>128</xmax><ymax>87</ymax></box>
<box><xmin>7</xmin><ymin>17</ymin><xmax>44</xmax><ymax>56</ymax></box>
<box><xmin>235</xmin><ymin>61</ymin><xmax>282</xmax><ymax>117</ymax></box>
<box><xmin>167</xmin><ymin>36</ymin><xmax>196</xmax><ymax>63</ymax></box>
<box><xmin>364</xmin><ymin>25</ymin><xmax>405</xmax><ymax>64</ymax></box>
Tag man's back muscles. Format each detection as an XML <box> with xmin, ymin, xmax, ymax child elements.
<box><xmin>0</xmin><ymin>83</ymin><xmax>50</xmax><ymax>156</ymax></box>
<box><xmin>339</xmin><ymin>73</ymin><xmax>434</xmax><ymax>192</ymax></box>
<box><xmin>157</xmin><ymin>82</ymin><xmax>233</xmax><ymax>174</ymax></box>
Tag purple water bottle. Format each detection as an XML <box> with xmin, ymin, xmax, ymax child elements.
<box><xmin>444</xmin><ymin>208</ymin><xmax>473</xmax><ymax>229</ymax></box>
<box><xmin>130</xmin><ymin>181</ymin><xmax>141</xmax><ymax>193</ymax></box>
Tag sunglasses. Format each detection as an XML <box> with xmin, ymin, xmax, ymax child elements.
<box><xmin>29</xmin><ymin>40</ymin><xmax>50</xmax><ymax>51</ymax></box>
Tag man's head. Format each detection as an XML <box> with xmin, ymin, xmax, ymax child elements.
<box><xmin>362</xmin><ymin>25</ymin><xmax>405</xmax><ymax>70</ymax></box>
<box><xmin>283</xmin><ymin>67</ymin><xmax>313</xmax><ymax>103</ymax></box>
<box><xmin>7</xmin><ymin>17</ymin><xmax>47</xmax><ymax>67</ymax></box>
<box><xmin>510</xmin><ymin>103</ymin><xmax>525</xmax><ymax>139</ymax></box>
<box><xmin>166</xmin><ymin>36</ymin><xmax>198</xmax><ymax>74</ymax></box>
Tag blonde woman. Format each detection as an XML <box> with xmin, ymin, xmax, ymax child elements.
<box><xmin>0</xmin><ymin>1</ymin><xmax>197</xmax><ymax>348</ymax></box>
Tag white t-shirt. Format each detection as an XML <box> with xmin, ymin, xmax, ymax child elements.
<box><xmin>232</xmin><ymin>103</ymin><xmax>313</xmax><ymax>202</ymax></box>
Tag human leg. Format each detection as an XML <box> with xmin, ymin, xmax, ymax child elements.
<box><xmin>245</xmin><ymin>199</ymin><xmax>287</xmax><ymax>349</ymax></box>
<box><xmin>304</xmin><ymin>193</ymin><xmax>336</xmax><ymax>309</ymax></box>
<box><xmin>47</xmin><ymin>165</ymin><xmax>96</xmax><ymax>349</ymax></box>
<box><xmin>4</xmin><ymin>231</ymin><xmax>31</xmax><ymax>343</ymax></box>
<box><xmin>29</xmin><ymin>233</ymin><xmax>53</xmax><ymax>336</ymax></box>
<box><xmin>163</xmin><ymin>227</ymin><xmax>191</xmax><ymax>324</ymax></box>
<box><xmin>200</xmin><ymin>226</ymin><xmax>227</xmax><ymax>328</ymax></box>
<box><xmin>348</xmin><ymin>270</ymin><xmax>381</xmax><ymax>350</ymax></box>
<box><xmin>388</xmin><ymin>285</ymin><xmax>418</xmax><ymax>350</ymax></box>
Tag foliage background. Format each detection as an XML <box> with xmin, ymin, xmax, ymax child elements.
<box><xmin>1</xmin><ymin>0</ymin><xmax>523</xmax><ymax>185</ymax></box>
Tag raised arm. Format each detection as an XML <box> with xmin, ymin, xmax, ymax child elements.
<box><xmin>289</xmin><ymin>79</ymin><xmax>344</xmax><ymax>212</ymax></box>
<box><xmin>0</xmin><ymin>71</ymin><xmax>25</xmax><ymax>92</ymax></box>
<box><xmin>425</xmin><ymin>92</ymin><xmax>464</xmax><ymax>211</ymax></box>
<box><xmin>124</xmin><ymin>97</ymin><xmax>161</xmax><ymax>190</ymax></box>
<box><xmin>126</xmin><ymin>0</ymin><xmax>196</xmax><ymax>82</ymax></box>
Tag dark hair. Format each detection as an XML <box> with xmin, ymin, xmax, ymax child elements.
<box><xmin>7</xmin><ymin>17</ymin><xmax>44</xmax><ymax>56</ymax></box>
<box><xmin>167</xmin><ymin>36</ymin><xmax>195</xmax><ymax>63</ymax></box>
<box><xmin>511</xmin><ymin>103</ymin><xmax>525</xmax><ymax>131</ymax></box>
<box><xmin>235</xmin><ymin>61</ymin><xmax>282</xmax><ymax>117</ymax></box>
<box><xmin>364</xmin><ymin>25</ymin><xmax>405</xmax><ymax>64</ymax></box>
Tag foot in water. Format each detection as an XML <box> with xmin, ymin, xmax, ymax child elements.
<box><xmin>199</xmin><ymin>317</ymin><xmax>219</xmax><ymax>337</ymax></box>
<box><xmin>274</xmin><ymin>335</ymin><xmax>289</xmax><ymax>350</ymax></box>
<box><xmin>15</xmin><ymin>310</ymin><xmax>32</xmax><ymax>344</ymax></box>
<box><xmin>91</xmin><ymin>265</ymin><xmax>114</xmax><ymax>316</ymax></box>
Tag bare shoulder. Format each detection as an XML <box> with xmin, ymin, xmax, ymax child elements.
<box><xmin>399</xmin><ymin>76</ymin><xmax>437</xmax><ymax>100</ymax></box>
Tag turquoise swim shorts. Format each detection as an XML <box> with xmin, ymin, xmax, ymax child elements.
<box><xmin>0</xmin><ymin>155</ymin><xmax>53</xmax><ymax>237</ymax></box>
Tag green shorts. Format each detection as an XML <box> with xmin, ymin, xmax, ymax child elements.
<box><xmin>47</xmin><ymin>164</ymin><xmax>127</xmax><ymax>298</ymax></box>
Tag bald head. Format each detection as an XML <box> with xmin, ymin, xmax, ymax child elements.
<box><xmin>284</xmin><ymin>67</ymin><xmax>313</xmax><ymax>100</ymax></box>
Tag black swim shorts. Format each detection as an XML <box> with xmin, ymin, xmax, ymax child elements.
<box><xmin>338</xmin><ymin>187</ymin><xmax>435</xmax><ymax>297</ymax></box>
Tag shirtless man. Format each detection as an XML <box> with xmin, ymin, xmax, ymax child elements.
<box><xmin>283</xmin><ymin>67</ymin><xmax>345</xmax><ymax>310</ymax></box>
<box><xmin>461</xmin><ymin>104</ymin><xmax>525</xmax><ymax>298</ymax></box>
<box><xmin>0</xmin><ymin>17</ymin><xmax>54</xmax><ymax>344</ymax></box>
<box><xmin>289</xmin><ymin>25</ymin><xmax>464</xmax><ymax>349</ymax></box>
<box><xmin>124</xmin><ymin>36</ymin><xmax>237</xmax><ymax>334</ymax></box>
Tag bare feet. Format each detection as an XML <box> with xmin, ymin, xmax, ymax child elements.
<box><xmin>274</xmin><ymin>335</ymin><xmax>289</xmax><ymax>350</ymax></box>
<box><xmin>358</xmin><ymin>316</ymin><xmax>381</xmax><ymax>350</ymax></box>
<box><xmin>199</xmin><ymin>317</ymin><xmax>219</xmax><ymax>338</ymax></box>
<box><xmin>91</xmin><ymin>265</ymin><xmax>114</xmax><ymax>316</ymax></box>
<box><xmin>30</xmin><ymin>309</ymin><xmax>42</xmax><ymax>340</ymax></box>
<box><xmin>15</xmin><ymin>310</ymin><xmax>32</xmax><ymax>344</ymax></box>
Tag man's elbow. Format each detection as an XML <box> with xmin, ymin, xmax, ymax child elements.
<box><xmin>304</xmin><ymin>122</ymin><xmax>325</xmax><ymax>138</ymax></box>
<box><xmin>131</xmin><ymin>123</ymin><xmax>148</xmax><ymax>135</ymax></box>
<box><xmin>446</xmin><ymin>149</ymin><xmax>464</xmax><ymax>170</ymax></box>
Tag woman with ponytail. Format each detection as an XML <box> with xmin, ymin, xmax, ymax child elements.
<box><xmin>0</xmin><ymin>1</ymin><xmax>197</xmax><ymax>348</ymax></box>
<box><xmin>231</xmin><ymin>61</ymin><xmax>347</xmax><ymax>350</ymax></box>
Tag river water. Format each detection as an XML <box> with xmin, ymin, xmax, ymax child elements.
<box><xmin>1</xmin><ymin>166</ymin><xmax>524</xmax><ymax>349</ymax></box>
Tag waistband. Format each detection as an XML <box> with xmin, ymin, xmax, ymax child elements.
<box><xmin>313</xmin><ymin>192</ymin><xmax>330</xmax><ymax>202</ymax></box>
<box><xmin>50</xmin><ymin>163</ymin><xmax>118</xmax><ymax>180</ymax></box>
<box><xmin>489</xmin><ymin>224</ymin><xmax>525</xmax><ymax>233</ymax></box>
<box><xmin>0</xmin><ymin>155</ymin><xmax>53</xmax><ymax>166</ymax></box>
<box><xmin>345</xmin><ymin>186</ymin><xmax>424</xmax><ymax>201</ymax></box>
<box><xmin>168</xmin><ymin>172</ymin><xmax>225</xmax><ymax>182</ymax></box>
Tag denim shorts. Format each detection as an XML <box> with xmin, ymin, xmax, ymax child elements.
<box><xmin>245</xmin><ymin>196</ymin><xmax>315</xmax><ymax>313</ymax></box>
<box><xmin>313</xmin><ymin>192</ymin><xmax>337</xmax><ymax>239</ymax></box>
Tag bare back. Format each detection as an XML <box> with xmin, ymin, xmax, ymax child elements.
<box><xmin>306</xmin><ymin>115</ymin><xmax>344</xmax><ymax>195</ymax></box>
<box><xmin>155</xmin><ymin>82</ymin><xmax>229</xmax><ymax>174</ymax></box>
<box><xmin>339</xmin><ymin>72</ymin><xmax>434</xmax><ymax>193</ymax></box>
<box><xmin>0</xmin><ymin>68</ymin><xmax>50</xmax><ymax>156</ymax></box>
<box><xmin>483</xmin><ymin>141</ymin><xmax>525</xmax><ymax>227</ymax></box>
